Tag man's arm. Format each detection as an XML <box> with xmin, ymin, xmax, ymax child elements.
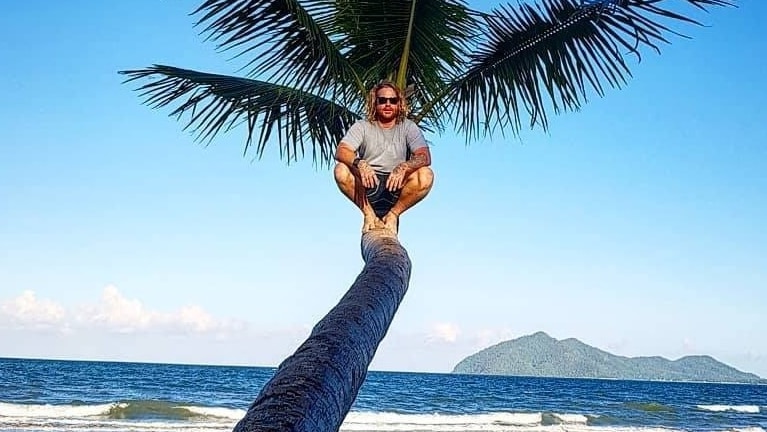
<box><xmin>385</xmin><ymin>147</ymin><xmax>431</xmax><ymax>192</ymax></box>
<box><xmin>395</xmin><ymin>147</ymin><xmax>431</xmax><ymax>177</ymax></box>
<box><xmin>335</xmin><ymin>142</ymin><xmax>358</xmax><ymax>168</ymax></box>
<box><xmin>336</xmin><ymin>142</ymin><xmax>378</xmax><ymax>188</ymax></box>
<box><xmin>394</xmin><ymin>120</ymin><xmax>431</xmax><ymax>177</ymax></box>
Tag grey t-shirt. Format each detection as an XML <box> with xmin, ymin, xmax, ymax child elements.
<box><xmin>340</xmin><ymin>119</ymin><xmax>428</xmax><ymax>173</ymax></box>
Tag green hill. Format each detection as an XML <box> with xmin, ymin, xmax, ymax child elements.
<box><xmin>452</xmin><ymin>332</ymin><xmax>765</xmax><ymax>384</ymax></box>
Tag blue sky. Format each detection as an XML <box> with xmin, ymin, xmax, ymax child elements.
<box><xmin>1</xmin><ymin>1</ymin><xmax>765</xmax><ymax>377</ymax></box>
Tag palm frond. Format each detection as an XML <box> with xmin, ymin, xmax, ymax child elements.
<box><xmin>192</xmin><ymin>0</ymin><xmax>363</xmax><ymax>104</ymax></box>
<box><xmin>404</xmin><ymin>0</ymin><xmax>481</xmax><ymax>130</ymax></box>
<box><xmin>333</xmin><ymin>0</ymin><xmax>479</xmax><ymax>130</ymax></box>
<box><xmin>441</xmin><ymin>0</ymin><xmax>735</xmax><ymax>141</ymax></box>
<box><xmin>119</xmin><ymin>65</ymin><xmax>362</xmax><ymax>166</ymax></box>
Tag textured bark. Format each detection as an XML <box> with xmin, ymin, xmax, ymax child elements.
<box><xmin>232</xmin><ymin>230</ymin><xmax>412</xmax><ymax>432</ymax></box>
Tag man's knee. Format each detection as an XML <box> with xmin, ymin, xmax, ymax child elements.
<box><xmin>334</xmin><ymin>162</ymin><xmax>352</xmax><ymax>184</ymax></box>
<box><xmin>414</xmin><ymin>166</ymin><xmax>434</xmax><ymax>191</ymax></box>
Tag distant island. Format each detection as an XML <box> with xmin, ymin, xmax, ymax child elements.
<box><xmin>452</xmin><ymin>332</ymin><xmax>765</xmax><ymax>384</ymax></box>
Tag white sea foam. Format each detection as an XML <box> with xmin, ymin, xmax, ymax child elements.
<box><xmin>0</xmin><ymin>401</ymin><xmax>245</xmax><ymax>421</ymax></box>
<box><xmin>0</xmin><ymin>402</ymin><xmax>237</xmax><ymax>432</ymax></box>
<box><xmin>0</xmin><ymin>401</ymin><xmax>121</xmax><ymax>418</ymax></box>
<box><xmin>345</xmin><ymin>411</ymin><xmax>543</xmax><ymax>426</ymax></box>
<box><xmin>340</xmin><ymin>411</ymin><xmax>667</xmax><ymax>432</ymax></box>
<box><xmin>1</xmin><ymin>404</ymin><xmax>764</xmax><ymax>432</ymax></box>
<box><xmin>180</xmin><ymin>405</ymin><xmax>247</xmax><ymax>420</ymax></box>
<box><xmin>697</xmin><ymin>404</ymin><xmax>760</xmax><ymax>413</ymax></box>
<box><xmin>0</xmin><ymin>414</ymin><xmax>234</xmax><ymax>432</ymax></box>
<box><xmin>552</xmin><ymin>413</ymin><xmax>589</xmax><ymax>423</ymax></box>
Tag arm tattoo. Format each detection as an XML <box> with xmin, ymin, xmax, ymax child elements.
<box><xmin>397</xmin><ymin>151</ymin><xmax>429</xmax><ymax>175</ymax></box>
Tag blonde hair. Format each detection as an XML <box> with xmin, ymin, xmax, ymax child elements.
<box><xmin>365</xmin><ymin>81</ymin><xmax>409</xmax><ymax>123</ymax></box>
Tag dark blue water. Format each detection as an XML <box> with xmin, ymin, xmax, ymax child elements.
<box><xmin>1</xmin><ymin>357</ymin><xmax>765</xmax><ymax>432</ymax></box>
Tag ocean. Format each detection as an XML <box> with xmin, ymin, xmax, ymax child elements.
<box><xmin>1</xmin><ymin>357</ymin><xmax>765</xmax><ymax>432</ymax></box>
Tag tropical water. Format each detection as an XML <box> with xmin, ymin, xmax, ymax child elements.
<box><xmin>1</xmin><ymin>357</ymin><xmax>765</xmax><ymax>432</ymax></box>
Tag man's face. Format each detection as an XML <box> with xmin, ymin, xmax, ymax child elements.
<box><xmin>375</xmin><ymin>86</ymin><xmax>399</xmax><ymax>122</ymax></box>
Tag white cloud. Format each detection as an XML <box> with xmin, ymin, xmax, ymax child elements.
<box><xmin>427</xmin><ymin>322</ymin><xmax>460</xmax><ymax>343</ymax></box>
<box><xmin>1</xmin><ymin>285</ymin><xmax>244</xmax><ymax>335</ymax></box>
<box><xmin>79</xmin><ymin>285</ymin><xmax>153</xmax><ymax>333</ymax></box>
<box><xmin>0</xmin><ymin>290</ymin><xmax>66</xmax><ymax>329</ymax></box>
<box><xmin>176</xmin><ymin>305</ymin><xmax>216</xmax><ymax>332</ymax></box>
<box><xmin>425</xmin><ymin>322</ymin><xmax>520</xmax><ymax>348</ymax></box>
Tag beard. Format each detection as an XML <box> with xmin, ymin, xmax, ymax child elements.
<box><xmin>376</xmin><ymin>107</ymin><xmax>398</xmax><ymax>122</ymax></box>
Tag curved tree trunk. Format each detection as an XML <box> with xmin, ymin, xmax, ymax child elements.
<box><xmin>232</xmin><ymin>230</ymin><xmax>412</xmax><ymax>432</ymax></box>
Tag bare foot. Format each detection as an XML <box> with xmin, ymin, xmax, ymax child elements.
<box><xmin>382</xmin><ymin>212</ymin><xmax>399</xmax><ymax>235</ymax></box>
<box><xmin>362</xmin><ymin>214</ymin><xmax>385</xmax><ymax>233</ymax></box>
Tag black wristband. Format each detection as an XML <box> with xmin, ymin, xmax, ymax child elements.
<box><xmin>352</xmin><ymin>157</ymin><xmax>361</xmax><ymax>168</ymax></box>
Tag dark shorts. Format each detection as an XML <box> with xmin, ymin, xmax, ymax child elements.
<box><xmin>366</xmin><ymin>172</ymin><xmax>401</xmax><ymax>218</ymax></box>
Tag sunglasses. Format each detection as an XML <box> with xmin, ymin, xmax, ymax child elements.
<box><xmin>376</xmin><ymin>96</ymin><xmax>400</xmax><ymax>105</ymax></box>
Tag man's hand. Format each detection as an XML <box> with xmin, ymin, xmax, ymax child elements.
<box><xmin>386</xmin><ymin>164</ymin><xmax>408</xmax><ymax>191</ymax></box>
<box><xmin>386</xmin><ymin>147</ymin><xmax>431</xmax><ymax>191</ymax></box>
<box><xmin>357</xmin><ymin>160</ymin><xmax>378</xmax><ymax>189</ymax></box>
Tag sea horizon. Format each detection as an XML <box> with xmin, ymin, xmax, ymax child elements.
<box><xmin>3</xmin><ymin>355</ymin><xmax>763</xmax><ymax>386</ymax></box>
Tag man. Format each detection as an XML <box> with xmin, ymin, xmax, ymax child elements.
<box><xmin>334</xmin><ymin>81</ymin><xmax>434</xmax><ymax>235</ymax></box>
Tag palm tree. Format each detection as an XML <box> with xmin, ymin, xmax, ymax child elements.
<box><xmin>121</xmin><ymin>0</ymin><xmax>734</xmax><ymax>430</ymax></box>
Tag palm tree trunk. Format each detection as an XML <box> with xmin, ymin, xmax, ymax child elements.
<box><xmin>232</xmin><ymin>230</ymin><xmax>412</xmax><ymax>432</ymax></box>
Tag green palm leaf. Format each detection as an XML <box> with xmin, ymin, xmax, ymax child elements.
<box><xmin>193</xmin><ymin>0</ymin><xmax>363</xmax><ymax>103</ymax></box>
<box><xmin>436</xmin><ymin>0</ymin><xmax>735</xmax><ymax>141</ymax></box>
<box><xmin>119</xmin><ymin>65</ymin><xmax>361</xmax><ymax>166</ymax></box>
<box><xmin>333</xmin><ymin>0</ymin><xmax>478</xmax><ymax>131</ymax></box>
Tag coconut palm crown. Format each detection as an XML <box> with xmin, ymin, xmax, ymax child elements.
<box><xmin>120</xmin><ymin>0</ymin><xmax>735</xmax><ymax>167</ymax></box>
